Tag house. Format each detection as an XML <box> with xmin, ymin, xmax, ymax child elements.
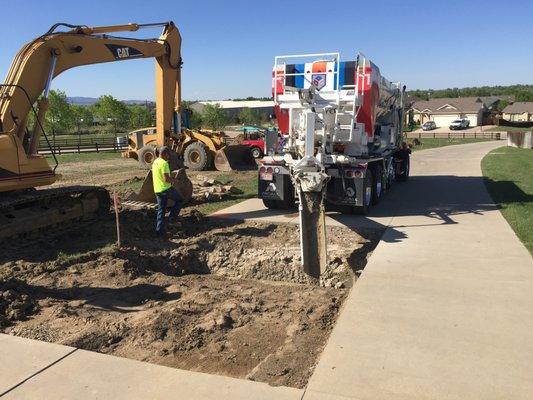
<box><xmin>189</xmin><ymin>100</ymin><xmax>274</xmax><ymax>120</ymax></box>
<box><xmin>502</xmin><ymin>102</ymin><xmax>533</xmax><ymax>122</ymax></box>
<box><xmin>409</xmin><ymin>97</ymin><xmax>498</xmax><ymax>127</ymax></box>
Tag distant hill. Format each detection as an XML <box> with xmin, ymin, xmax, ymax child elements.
<box><xmin>68</xmin><ymin>96</ymin><xmax>97</xmax><ymax>105</ymax></box>
<box><xmin>67</xmin><ymin>97</ymin><xmax>154</xmax><ymax>106</ymax></box>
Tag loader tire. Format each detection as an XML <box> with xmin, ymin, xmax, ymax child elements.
<box><xmin>138</xmin><ymin>145</ymin><xmax>157</xmax><ymax>170</ymax></box>
<box><xmin>184</xmin><ymin>141</ymin><xmax>210</xmax><ymax>171</ymax></box>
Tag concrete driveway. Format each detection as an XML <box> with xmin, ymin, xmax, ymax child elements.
<box><xmin>304</xmin><ymin>141</ymin><xmax>533</xmax><ymax>400</ymax></box>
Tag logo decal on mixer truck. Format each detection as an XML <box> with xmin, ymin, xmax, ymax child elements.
<box><xmin>312</xmin><ymin>74</ymin><xmax>326</xmax><ymax>90</ymax></box>
<box><xmin>105</xmin><ymin>44</ymin><xmax>144</xmax><ymax>60</ymax></box>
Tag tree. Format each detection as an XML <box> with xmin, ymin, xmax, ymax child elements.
<box><xmin>92</xmin><ymin>95</ymin><xmax>130</xmax><ymax>132</ymax></box>
<box><xmin>238</xmin><ymin>107</ymin><xmax>260</xmax><ymax>125</ymax></box>
<box><xmin>127</xmin><ymin>104</ymin><xmax>153</xmax><ymax>129</ymax></box>
<box><xmin>71</xmin><ymin>105</ymin><xmax>94</xmax><ymax>133</ymax></box>
<box><xmin>201</xmin><ymin>103</ymin><xmax>227</xmax><ymax>130</ymax></box>
<box><xmin>189</xmin><ymin>110</ymin><xmax>203</xmax><ymax>129</ymax></box>
<box><xmin>45</xmin><ymin>90</ymin><xmax>75</xmax><ymax>134</ymax></box>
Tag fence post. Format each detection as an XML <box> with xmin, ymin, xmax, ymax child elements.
<box><xmin>78</xmin><ymin>144</ymin><xmax>80</xmax><ymax>153</ymax></box>
<box><xmin>463</xmin><ymin>131</ymin><xmax>465</xmax><ymax>138</ymax></box>
<box><xmin>433</xmin><ymin>132</ymin><xmax>436</xmax><ymax>138</ymax></box>
<box><xmin>96</xmin><ymin>143</ymin><xmax>99</xmax><ymax>153</ymax></box>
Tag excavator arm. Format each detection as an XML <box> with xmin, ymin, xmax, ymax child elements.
<box><xmin>0</xmin><ymin>21</ymin><xmax>181</xmax><ymax>191</ymax></box>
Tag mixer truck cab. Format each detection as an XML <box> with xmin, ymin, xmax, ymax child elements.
<box><xmin>258</xmin><ymin>52</ymin><xmax>409</xmax><ymax>215</ymax></box>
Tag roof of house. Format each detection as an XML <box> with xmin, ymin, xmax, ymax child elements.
<box><xmin>479</xmin><ymin>95</ymin><xmax>514</xmax><ymax>106</ymax></box>
<box><xmin>412</xmin><ymin>97</ymin><xmax>485</xmax><ymax>114</ymax></box>
<box><xmin>502</xmin><ymin>102</ymin><xmax>533</xmax><ymax>114</ymax></box>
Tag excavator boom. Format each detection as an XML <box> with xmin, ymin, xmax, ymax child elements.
<box><xmin>0</xmin><ymin>21</ymin><xmax>186</xmax><ymax>239</ymax></box>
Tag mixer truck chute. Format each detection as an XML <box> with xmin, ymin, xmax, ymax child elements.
<box><xmin>259</xmin><ymin>53</ymin><xmax>408</xmax><ymax>277</ymax></box>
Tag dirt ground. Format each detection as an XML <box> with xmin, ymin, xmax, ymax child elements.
<box><xmin>1</xmin><ymin>157</ymin><xmax>383</xmax><ymax>388</ymax></box>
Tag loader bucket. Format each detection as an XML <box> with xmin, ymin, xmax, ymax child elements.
<box><xmin>134</xmin><ymin>168</ymin><xmax>193</xmax><ymax>205</ymax></box>
<box><xmin>213</xmin><ymin>144</ymin><xmax>256</xmax><ymax>172</ymax></box>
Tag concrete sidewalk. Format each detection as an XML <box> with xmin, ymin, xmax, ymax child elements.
<box><xmin>210</xmin><ymin>198</ymin><xmax>393</xmax><ymax>231</ymax></box>
<box><xmin>304</xmin><ymin>141</ymin><xmax>533</xmax><ymax>400</ymax></box>
<box><xmin>0</xmin><ymin>334</ymin><xmax>302</xmax><ymax>399</ymax></box>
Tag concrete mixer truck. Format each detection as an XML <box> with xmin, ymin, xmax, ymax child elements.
<box><xmin>257</xmin><ymin>53</ymin><xmax>408</xmax><ymax>277</ymax></box>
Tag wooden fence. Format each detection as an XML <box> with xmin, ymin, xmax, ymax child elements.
<box><xmin>405</xmin><ymin>131</ymin><xmax>504</xmax><ymax>140</ymax></box>
<box><xmin>38</xmin><ymin>136</ymin><xmax>128</xmax><ymax>154</ymax></box>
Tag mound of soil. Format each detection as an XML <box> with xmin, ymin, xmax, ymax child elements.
<box><xmin>0</xmin><ymin>278</ymin><xmax>38</xmax><ymax>327</ymax></box>
<box><xmin>0</xmin><ymin>210</ymin><xmax>381</xmax><ymax>388</ymax></box>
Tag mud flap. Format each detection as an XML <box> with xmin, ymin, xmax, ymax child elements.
<box><xmin>298</xmin><ymin>190</ymin><xmax>327</xmax><ymax>279</ymax></box>
<box><xmin>214</xmin><ymin>144</ymin><xmax>256</xmax><ymax>172</ymax></box>
<box><xmin>134</xmin><ymin>169</ymin><xmax>193</xmax><ymax>205</ymax></box>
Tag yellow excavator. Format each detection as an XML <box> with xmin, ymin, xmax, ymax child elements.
<box><xmin>0</xmin><ymin>21</ymin><xmax>202</xmax><ymax>239</ymax></box>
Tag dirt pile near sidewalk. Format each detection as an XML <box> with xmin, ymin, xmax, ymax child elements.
<box><xmin>0</xmin><ymin>278</ymin><xmax>38</xmax><ymax>327</ymax></box>
<box><xmin>1</xmin><ymin>210</ymin><xmax>381</xmax><ymax>388</ymax></box>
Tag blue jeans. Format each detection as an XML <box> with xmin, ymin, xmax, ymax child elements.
<box><xmin>155</xmin><ymin>187</ymin><xmax>183</xmax><ymax>234</ymax></box>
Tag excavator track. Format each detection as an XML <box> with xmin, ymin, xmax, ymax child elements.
<box><xmin>0</xmin><ymin>186</ymin><xmax>110</xmax><ymax>240</ymax></box>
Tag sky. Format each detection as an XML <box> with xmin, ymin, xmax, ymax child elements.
<box><xmin>1</xmin><ymin>0</ymin><xmax>531</xmax><ymax>101</ymax></box>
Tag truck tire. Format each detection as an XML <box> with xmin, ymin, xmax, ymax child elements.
<box><xmin>262</xmin><ymin>186</ymin><xmax>295</xmax><ymax>210</ymax></box>
<box><xmin>184</xmin><ymin>141</ymin><xmax>210</xmax><ymax>171</ymax></box>
<box><xmin>371</xmin><ymin>164</ymin><xmax>384</xmax><ymax>205</ymax></box>
<box><xmin>251</xmin><ymin>147</ymin><xmax>263</xmax><ymax>159</ymax></box>
<box><xmin>353</xmin><ymin>169</ymin><xmax>373</xmax><ymax>215</ymax></box>
<box><xmin>137</xmin><ymin>145</ymin><xmax>157</xmax><ymax>170</ymax></box>
<box><xmin>262</xmin><ymin>198</ymin><xmax>280</xmax><ymax>209</ymax></box>
<box><xmin>396</xmin><ymin>158</ymin><xmax>410</xmax><ymax>182</ymax></box>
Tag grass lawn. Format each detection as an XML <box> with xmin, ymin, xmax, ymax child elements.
<box><xmin>482</xmin><ymin>146</ymin><xmax>533</xmax><ymax>254</ymax></box>
<box><xmin>486</xmin><ymin>126</ymin><xmax>532</xmax><ymax>132</ymax></box>
<box><xmin>409</xmin><ymin>137</ymin><xmax>493</xmax><ymax>152</ymax></box>
<box><xmin>46</xmin><ymin>151</ymin><xmax>122</xmax><ymax>164</ymax></box>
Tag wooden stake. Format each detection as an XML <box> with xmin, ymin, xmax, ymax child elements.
<box><xmin>113</xmin><ymin>192</ymin><xmax>121</xmax><ymax>248</ymax></box>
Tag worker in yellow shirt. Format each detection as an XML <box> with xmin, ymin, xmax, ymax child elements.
<box><xmin>152</xmin><ymin>146</ymin><xmax>183</xmax><ymax>236</ymax></box>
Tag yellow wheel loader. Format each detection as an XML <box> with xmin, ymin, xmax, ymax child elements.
<box><xmin>122</xmin><ymin>120</ymin><xmax>255</xmax><ymax>172</ymax></box>
<box><xmin>0</xmin><ymin>21</ymin><xmax>195</xmax><ymax>239</ymax></box>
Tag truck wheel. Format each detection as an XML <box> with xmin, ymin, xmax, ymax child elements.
<box><xmin>396</xmin><ymin>159</ymin><xmax>410</xmax><ymax>182</ymax></box>
<box><xmin>278</xmin><ymin>186</ymin><xmax>296</xmax><ymax>209</ymax></box>
<box><xmin>371</xmin><ymin>165</ymin><xmax>384</xmax><ymax>205</ymax></box>
<box><xmin>137</xmin><ymin>145</ymin><xmax>157</xmax><ymax>170</ymax></box>
<box><xmin>262</xmin><ymin>198</ymin><xmax>279</xmax><ymax>209</ymax></box>
<box><xmin>353</xmin><ymin>169</ymin><xmax>373</xmax><ymax>215</ymax></box>
<box><xmin>251</xmin><ymin>147</ymin><xmax>263</xmax><ymax>159</ymax></box>
<box><xmin>184</xmin><ymin>141</ymin><xmax>209</xmax><ymax>171</ymax></box>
